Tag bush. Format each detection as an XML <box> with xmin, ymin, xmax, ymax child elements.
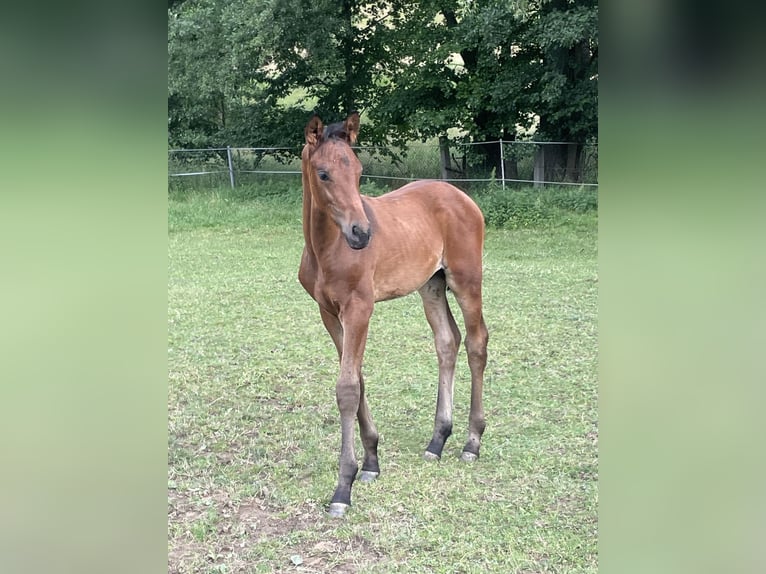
<box><xmin>546</xmin><ymin>186</ymin><xmax>599</xmax><ymax>213</ymax></box>
<box><xmin>474</xmin><ymin>185</ymin><xmax>597</xmax><ymax>229</ymax></box>
<box><xmin>359</xmin><ymin>181</ymin><xmax>390</xmax><ymax>197</ymax></box>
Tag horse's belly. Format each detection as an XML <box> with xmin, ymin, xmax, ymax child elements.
<box><xmin>372</xmin><ymin>255</ymin><xmax>441</xmax><ymax>302</ymax></box>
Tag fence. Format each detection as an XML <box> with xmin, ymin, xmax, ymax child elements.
<box><xmin>168</xmin><ymin>140</ymin><xmax>598</xmax><ymax>192</ymax></box>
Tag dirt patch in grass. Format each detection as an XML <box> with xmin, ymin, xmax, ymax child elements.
<box><xmin>236</xmin><ymin>498</ymin><xmax>307</xmax><ymax>542</ymax></box>
<box><xmin>168</xmin><ymin>488</ymin><xmax>383</xmax><ymax>573</ymax></box>
<box><xmin>292</xmin><ymin>535</ymin><xmax>384</xmax><ymax>573</ymax></box>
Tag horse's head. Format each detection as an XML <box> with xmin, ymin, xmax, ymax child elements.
<box><xmin>303</xmin><ymin>112</ymin><xmax>371</xmax><ymax>250</ymax></box>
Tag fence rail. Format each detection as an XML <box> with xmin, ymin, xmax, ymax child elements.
<box><xmin>168</xmin><ymin>140</ymin><xmax>598</xmax><ymax>191</ymax></box>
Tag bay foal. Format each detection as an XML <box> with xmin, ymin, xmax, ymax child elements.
<box><xmin>298</xmin><ymin>112</ymin><xmax>488</xmax><ymax>517</ymax></box>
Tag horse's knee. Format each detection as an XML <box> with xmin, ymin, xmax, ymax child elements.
<box><xmin>434</xmin><ymin>329</ymin><xmax>459</xmax><ymax>362</ymax></box>
<box><xmin>336</xmin><ymin>379</ymin><xmax>360</xmax><ymax>414</ymax></box>
<box><xmin>465</xmin><ymin>331</ymin><xmax>487</xmax><ymax>362</ymax></box>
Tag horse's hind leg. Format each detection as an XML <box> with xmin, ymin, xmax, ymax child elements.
<box><xmin>445</xmin><ymin>269</ymin><xmax>488</xmax><ymax>462</ymax></box>
<box><xmin>419</xmin><ymin>270</ymin><xmax>461</xmax><ymax>460</ymax></box>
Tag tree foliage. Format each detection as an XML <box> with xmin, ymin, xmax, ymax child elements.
<box><xmin>168</xmin><ymin>0</ymin><xmax>597</xmax><ymax>157</ymax></box>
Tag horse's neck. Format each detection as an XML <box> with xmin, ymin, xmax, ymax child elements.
<box><xmin>300</xmin><ymin>154</ymin><xmax>316</xmax><ymax>248</ymax></box>
<box><xmin>301</xmin><ymin>177</ymin><xmax>312</xmax><ymax>247</ymax></box>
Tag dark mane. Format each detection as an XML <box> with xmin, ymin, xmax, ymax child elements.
<box><xmin>323</xmin><ymin>120</ymin><xmax>348</xmax><ymax>141</ymax></box>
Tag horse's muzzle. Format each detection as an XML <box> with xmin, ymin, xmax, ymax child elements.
<box><xmin>346</xmin><ymin>223</ymin><xmax>371</xmax><ymax>250</ymax></box>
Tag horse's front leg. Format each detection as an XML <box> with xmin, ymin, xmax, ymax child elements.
<box><xmin>328</xmin><ymin>297</ymin><xmax>373</xmax><ymax>517</ymax></box>
<box><xmin>320</xmin><ymin>307</ymin><xmax>379</xmax><ymax>483</ymax></box>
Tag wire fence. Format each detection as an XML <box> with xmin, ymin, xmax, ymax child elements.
<box><xmin>168</xmin><ymin>140</ymin><xmax>598</xmax><ymax>192</ymax></box>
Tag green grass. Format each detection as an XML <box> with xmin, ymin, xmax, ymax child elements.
<box><xmin>168</xmin><ymin>185</ymin><xmax>598</xmax><ymax>573</ymax></box>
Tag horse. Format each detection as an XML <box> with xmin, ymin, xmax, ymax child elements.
<box><xmin>298</xmin><ymin>112</ymin><xmax>488</xmax><ymax>517</ymax></box>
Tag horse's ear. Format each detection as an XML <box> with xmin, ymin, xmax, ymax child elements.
<box><xmin>305</xmin><ymin>115</ymin><xmax>324</xmax><ymax>147</ymax></box>
<box><xmin>344</xmin><ymin>111</ymin><xmax>360</xmax><ymax>144</ymax></box>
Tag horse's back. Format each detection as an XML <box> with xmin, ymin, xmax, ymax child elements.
<box><xmin>369</xmin><ymin>180</ymin><xmax>484</xmax><ymax>229</ymax></box>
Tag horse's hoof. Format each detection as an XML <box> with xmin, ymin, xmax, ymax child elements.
<box><xmin>358</xmin><ymin>470</ymin><xmax>379</xmax><ymax>483</ymax></box>
<box><xmin>460</xmin><ymin>451</ymin><xmax>478</xmax><ymax>463</ymax></box>
<box><xmin>327</xmin><ymin>502</ymin><xmax>350</xmax><ymax>518</ymax></box>
<box><xmin>423</xmin><ymin>451</ymin><xmax>440</xmax><ymax>462</ymax></box>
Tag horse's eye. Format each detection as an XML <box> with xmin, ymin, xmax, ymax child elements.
<box><xmin>318</xmin><ymin>170</ymin><xmax>330</xmax><ymax>182</ymax></box>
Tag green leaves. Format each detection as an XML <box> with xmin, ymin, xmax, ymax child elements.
<box><xmin>531</xmin><ymin>5</ymin><xmax>598</xmax><ymax>51</ymax></box>
<box><xmin>168</xmin><ymin>0</ymin><xmax>598</xmax><ymax>152</ymax></box>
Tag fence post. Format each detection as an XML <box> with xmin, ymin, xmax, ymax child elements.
<box><xmin>226</xmin><ymin>146</ymin><xmax>235</xmax><ymax>189</ymax></box>
<box><xmin>499</xmin><ymin>139</ymin><xmax>506</xmax><ymax>190</ymax></box>
<box><xmin>533</xmin><ymin>144</ymin><xmax>545</xmax><ymax>188</ymax></box>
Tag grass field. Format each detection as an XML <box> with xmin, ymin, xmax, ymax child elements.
<box><xmin>168</xmin><ymin>185</ymin><xmax>598</xmax><ymax>573</ymax></box>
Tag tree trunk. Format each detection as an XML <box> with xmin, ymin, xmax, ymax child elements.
<box><xmin>541</xmin><ymin>143</ymin><xmax>583</xmax><ymax>183</ymax></box>
<box><xmin>501</xmin><ymin>135</ymin><xmax>519</xmax><ymax>183</ymax></box>
<box><xmin>565</xmin><ymin>143</ymin><xmax>582</xmax><ymax>182</ymax></box>
<box><xmin>476</xmin><ymin>136</ymin><xmax>502</xmax><ymax>178</ymax></box>
<box><xmin>439</xmin><ymin>136</ymin><xmax>451</xmax><ymax>180</ymax></box>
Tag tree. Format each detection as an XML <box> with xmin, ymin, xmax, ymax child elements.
<box><xmin>168</xmin><ymin>0</ymin><xmax>305</xmax><ymax>150</ymax></box>
<box><xmin>168</xmin><ymin>0</ymin><xmax>403</xmax><ymax>149</ymax></box>
<box><xmin>524</xmin><ymin>0</ymin><xmax>598</xmax><ymax>181</ymax></box>
<box><xmin>371</xmin><ymin>0</ymin><xmax>597</xmax><ymax>180</ymax></box>
<box><xmin>168</xmin><ymin>0</ymin><xmax>598</xmax><ymax>182</ymax></box>
<box><xmin>252</xmin><ymin>0</ymin><xmax>406</xmax><ymax>145</ymax></box>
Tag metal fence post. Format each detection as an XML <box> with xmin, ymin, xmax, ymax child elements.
<box><xmin>499</xmin><ymin>138</ymin><xmax>506</xmax><ymax>190</ymax></box>
<box><xmin>226</xmin><ymin>146</ymin><xmax>235</xmax><ymax>189</ymax></box>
